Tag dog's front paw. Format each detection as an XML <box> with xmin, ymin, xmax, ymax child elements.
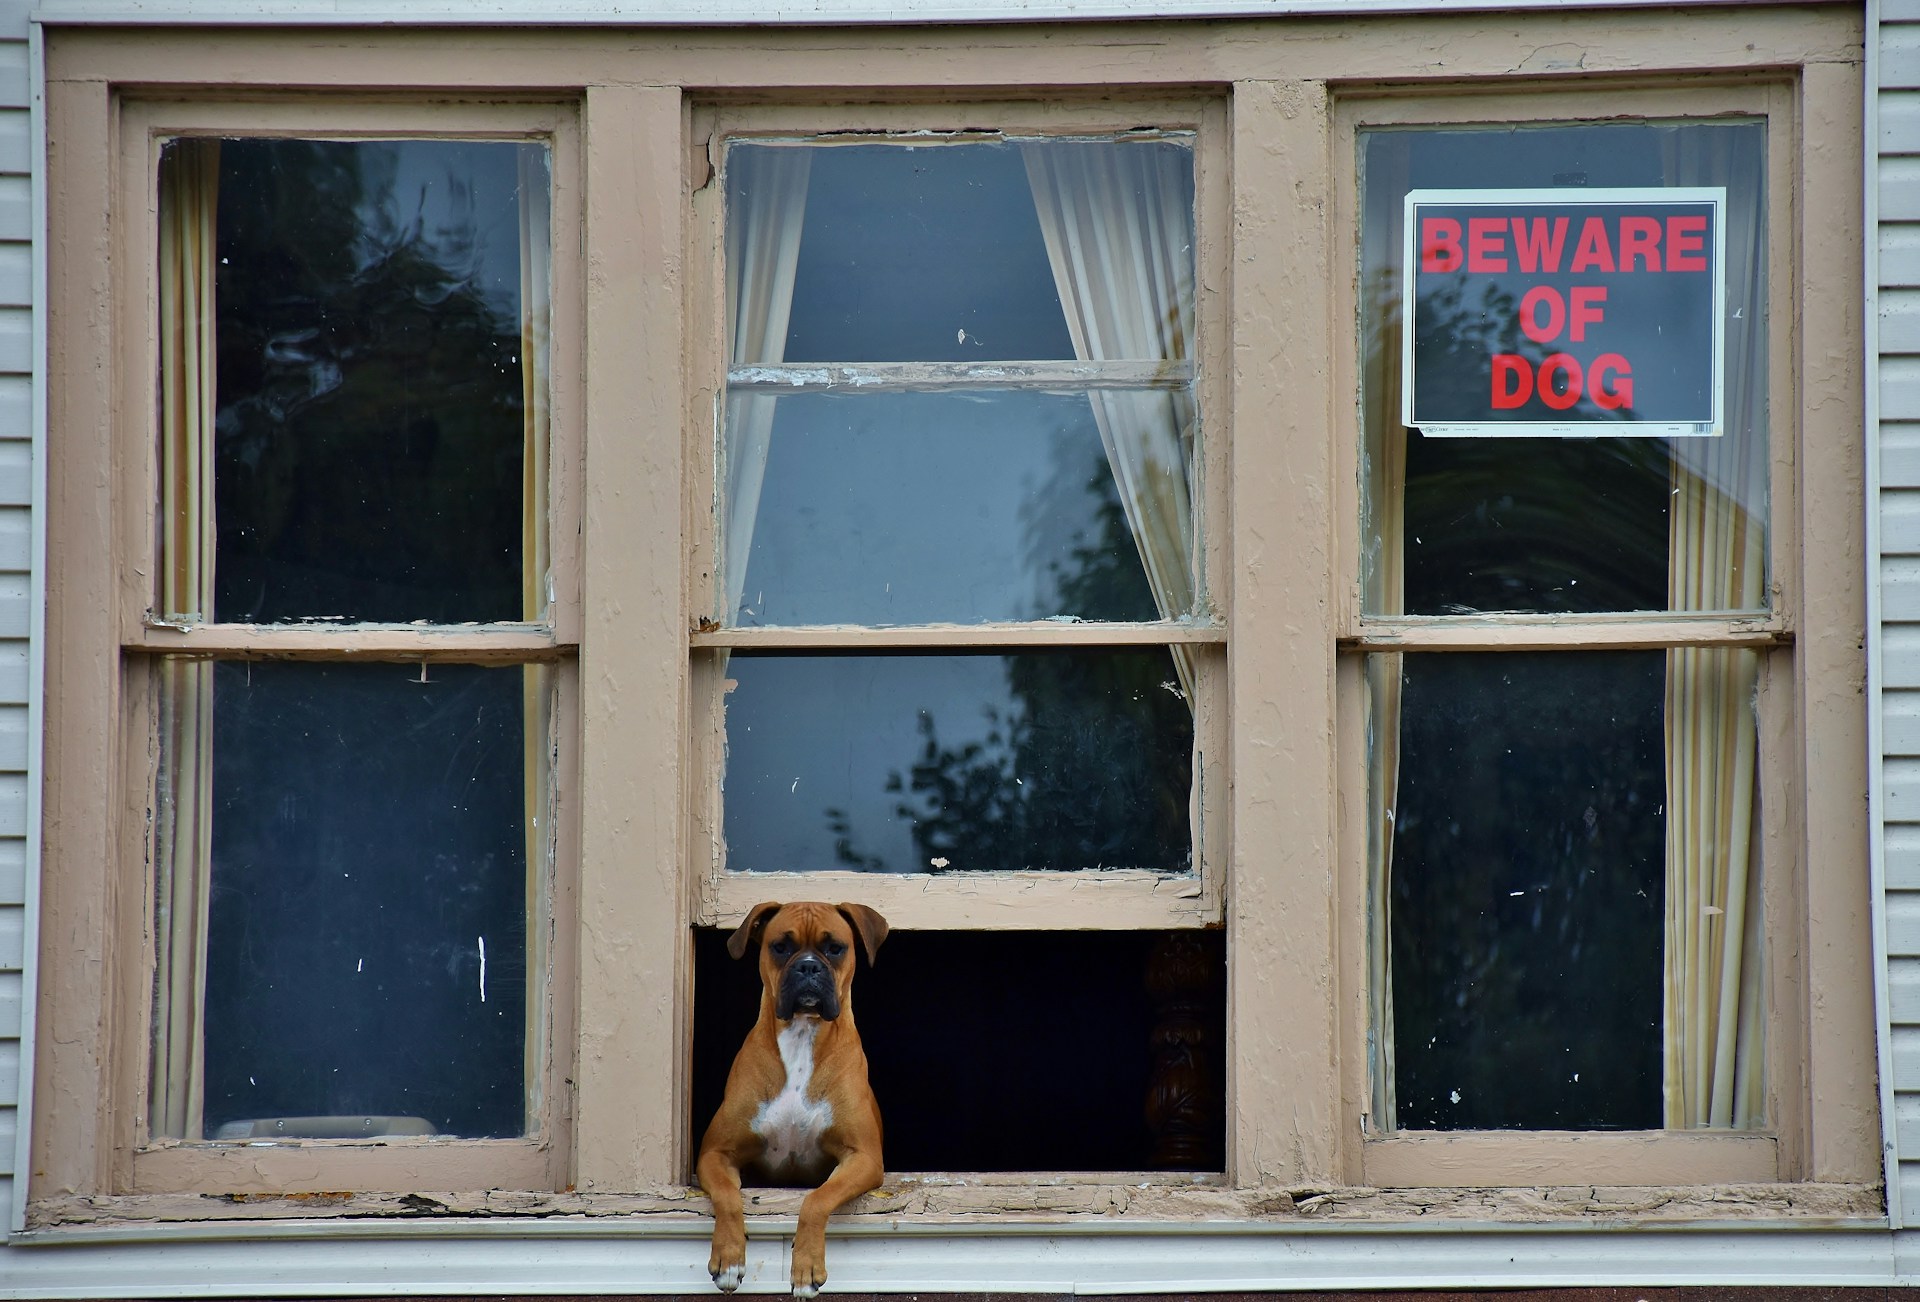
<box><xmin>709</xmin><ymin>1227</ymin><xmax>747</xmax><ymax>1293</ymax></box>
<box><xmin>791</xmin><ymin>1231</ymin><xmax>827</xmax><ymax>1297</ymax></box>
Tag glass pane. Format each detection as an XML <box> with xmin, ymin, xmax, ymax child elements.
<box><xmin>150</xmin><ymin>659</ymin><xmax>543</xmax><ymax>1140</ymax></box>
<box><xmin>728</xmin><ymin>390</ymin><xmax>1172</xmax><ymax>626</ymax></box>
<box><xmin>159</xmin><ymin>137</ymin><xmax>550</xmax><ymax>624</ymax></box>
<box><xmin>1376</xmin><ymin>651</ymin><xmax>1667</xmax><ymax>1130</ymax></box>
<box><xmin>1360</xmin><ymin>121</ymin><xmax>1768</xmax><ymax>615</ymax></box>
<box><xmin>730</xmin><ymin>137</ymin><xmax>1193</xmax><ymax>363</ymax></box>
<box><xmin>722</xmin><ymin>651</ymin><xmax>1192</xmax><ymax>873</ymax></box>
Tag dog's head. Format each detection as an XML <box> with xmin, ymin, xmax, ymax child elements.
<box><xmin>727</xmin><ymin>901</ymin><xmax>888</xmax><ymax>1022</ymax></box>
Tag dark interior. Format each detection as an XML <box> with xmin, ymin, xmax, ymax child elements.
<box><xmin>690</xmin><ymin>927</ymin><xmax>1225</xmax><ymax>1176</ymax></box>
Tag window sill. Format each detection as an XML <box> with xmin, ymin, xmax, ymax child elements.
<box><xmin>21</xmin><ymin>1177</ymin><xmax>1881</xmax><ymax>1237</ymax></box>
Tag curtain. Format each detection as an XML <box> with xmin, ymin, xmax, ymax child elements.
<box><xmin>151</xmin><ymin>139</ymin><xmax>220</xmax><ymax>1141</ymax></box>
<box><xmin>1662</xmin><ymin>128</ymin><xmax>1769</xmax><ymax>1129</ymax></box>
<box><xmin>723</xmin><ymin>148</ymin><xmax>811</xmax><ymax>622</ymax></box>
<box><xmin>517</xmin><ymin>144</ymin><xmax>554</xmax><ymax>1117</ymax></box>
<box><xmin>1023</xmin><ymin>141</ymin><xmax>1200</xmax><ymax>701</ymax></box>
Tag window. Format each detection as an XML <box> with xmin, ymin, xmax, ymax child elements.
<box><xmin>686</xmin><ymin>105</ymin><xmax>1231</xmax><ymax>1174</ymax></box>
<box><xmin>28</xmin><ymin>12</ymin><xmax>1872</xmax><ymax>1231</ymax></box>
<box><xmin>1337</xmin><ymin>84</ymin><xmax>1848</xmax><ymax>1187</ymax></box>
<box><xmin>63</xmin><ymin>101</ymin><xmax>582</xmax><ymax>1195</ymax></box>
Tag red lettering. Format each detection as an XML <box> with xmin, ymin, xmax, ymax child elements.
<box><xmin>1491</xmin><ymin>354</ymin><xmax>1531</xmax><ymax>409</ymax></box>
<box><xmin>1619</xmin><ymin>216</ymin><xmax>1662</xmax><ymax>272</ymax></box>
<box><xmin>1569</xmin><ymin>217</ymin><xmax>1615</xmax><ymax>273</ymax></box>
<box><xmin>1538</xmin><ymin>353</ymin><xmax>1583</xmax><ymax>410</ymax></box>
<box><xmin>1421</xmin><ymin>217</ymin><xmax>1462</xmax><ymax>272</ymax></box>
<box><xmin>1590</xmin><ymin>353</ymin><xmax>1634</xmax><ymax>410</ymax></box>
<box><xmin>1509</xmin><ymin>216</ymin><xmax>1569</xmax><ymax>273</ymax></box>
<box><xmin>1519</xmin><ymin>286</ymin><xmax>1564</xmax><ymax>344</ymax></box>
<box><xmin>1569</xmin><ymin>285</ymin><xmax>1607</xmax><ymax>342</ymax></box>
<box><xmin>1467</xmin><ymin>216</ymin><xmax>1508</xmax><ymax>272</ymax></box>
<box><xmin>1667</xmin><ymin>214</ymin><xmax>1708</xmax><ymax>272</ymax></box>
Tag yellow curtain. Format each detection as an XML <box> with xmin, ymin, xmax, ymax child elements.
<box><xmin>517</xmin><ymin>145</ymin><xmax>554</xmax><ymax>1126</ymax></box>
<box><xmin>1661</xmin><ymin>126</ymin><xmax>1769</xmax><ymax>1130</ymax></box>
<box><xmin>151</xmin><ymin>139</ymin><xmax>220</xmax><ymax>1141</ymax></box>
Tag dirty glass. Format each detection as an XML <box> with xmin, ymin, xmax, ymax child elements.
<box><xmin>152</xmin><ymin>659</ymin><xmax>543</xmax><ymax>1140</ymax></box>
<box><xmin>731</xmin><ymin>391</ymin><xmax>1164</xmax><ymax>626</ymax></box>
<box><xmin>1379</xmin><ymin>651</ymin><xmax>1666</xmax><ymax>1130</ymax></box>
<box><xmin>171</xmin><ymin>137</ymin><xmax>549</xmax><ymax>624</ymax></box>
<box><xmin>1360</xmin><ymin>120</ymin><xmax>1768</xmax><ymax>615</ymax></box>
<box><xmin>723</xmin><ymin>651</ymin><xmax>1193</xmax><ymax>874</ymax></box>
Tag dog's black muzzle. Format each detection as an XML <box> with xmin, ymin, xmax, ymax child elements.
<box><xmin>776</xmin><ymin>953</ymin><xmax>841</xmax><ymax>1021</ymax></box>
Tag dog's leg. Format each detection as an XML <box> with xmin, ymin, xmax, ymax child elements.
<box><xmin>790</xmin><ymin>1147</ymin><xmax>883</xmax><ymax>1298</ymax></box>
<box><xmin>697</xmin><ymin>1149</ymin><xmax>750</xmax><ymax>1292</ymax></box>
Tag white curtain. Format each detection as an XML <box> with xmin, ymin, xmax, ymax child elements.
<box><xmin>1662</xmin><ymin>128</ymin><xmax>1769</xmax><ymax>1129</ymax></box>
<box><xmin>1023</xmin><ymin>141</ymin><xmax>1200</xmax><ymax>700</ymax></box>
<box><xmin>152</xmin><ymin>138</ymin><xmax>220</xmax><ymax>1141</ymax></box>
<box><xmin>723</xmin><ymin>148</ymin><xmax>811</xmax><ymax>622</ymax></box>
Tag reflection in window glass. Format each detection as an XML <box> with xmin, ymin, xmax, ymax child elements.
<box><xmin>721</xmin><ymin>135</ymin><xmax>1199</xmax><ymax>630</ymax></box>
<box><xmin>151</xmin><ymin>660</ymin><xmax>543</xmax><ymax>1141</ymax></box>
<box><xmin>159</xmin><ymin>137</ymin><xmax>551</xmax><ymax>625</ymax></box>
<box><xmin>1360</xmin><ymin>121</ymin><xmax>1767</xmax><ymax>615</ymax></box>
<box><xmin>723</xmin><ymin>652</ymin><xmax>1193</xmax><ymax>874</ymax></box>
<box><xmin>1379</xmin><ymin>652</ymin><xmax>1666</xmax><ymax>1131</ymax></box>
<box><xmin>734</xmin><ymin>391</ymin><xmax>1159</xmax><ymax>626</ymax></box>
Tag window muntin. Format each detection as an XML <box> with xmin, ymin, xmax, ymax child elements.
<box><xmin>1359</xmin><ymin>119</ymin><xmax>1771</xmax><ymax>1136</ymax></box>
<box><xmin>146</xmin><ymin>136</ymin><xmax>557</xmax><ymax>1144</ymax></box>
<box><xmin>714</xmin><ymin>132</ymin><xmax>1207</xmax><ymax>880</ymax></box>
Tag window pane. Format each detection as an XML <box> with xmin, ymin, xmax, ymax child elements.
<box><xmin>731</xmin><ymin>137</ymin><xmax>1193</xmax><ymax>363</ymax></box>
<box><xmin>159</xmin><ymin>137</ymin><xmax>550</xmax><ymax>625</ymax></box>
<box><xmin>1376</xmin><ymin>651</ymin><xmax>1667</xmax><ymax>1130</ymax></box>
<box><xmin>728</xmin><ymin>390</ymin><xmax>1169</xmax><ymax>626</ymax></box>
<box><xmin>722</xmin><ymin>652</ymin><xmax>1193</xmax><ymax>873</ymax></box>
<box><xmin>1360</xmin><ymin>121</ymin><xmax>1768</xmax><ymax>615</ymax></box>
<box><xmin>150</xmin><ymin>660</ymin><xmax>544</xmax><ymax>1140</ymax></box>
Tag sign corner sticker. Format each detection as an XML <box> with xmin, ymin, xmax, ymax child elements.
<box><xmin>1400</xmin><ymin>187</ymin><xmax>1727</xmax><ymax>439</ymax></box>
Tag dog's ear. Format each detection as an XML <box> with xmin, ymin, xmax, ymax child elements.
<box><xmin>727</xmin><ymin>902</ymin><xmax>783</xmax><ymax>960</ymax></box>
<box><xmin>836</xmin><ymin>903</ymin><xmax>889</xmax><ymax>967</ymax></box>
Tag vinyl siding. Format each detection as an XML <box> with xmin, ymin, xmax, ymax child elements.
<box><xmin>1884</xmin><ymin>0</ymin><xmax>1920</xmax><ymax>1228</ymax></box>
<box><xmin>0</xmin><ymin>0</ymin><xmax>29</xmax><ymax>1242</ymax></box>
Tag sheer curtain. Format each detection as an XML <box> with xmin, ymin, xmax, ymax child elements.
<box><xmin>152</xmin><ymin>138</ymin><xmax>220</xmax><ymax>1140</ymax></box>
<box><xmin>1023</xmin><ymin>141</ymin><xmax>1200</xmax><ymax>700</ymax></box>
<box><xmin>1663</xmin><ymin>132</ymin><xmax>1769</xmax><ymax>1129</ymax></box>
<box><xmin>723</xmin><ymin>148</ymin><xmax>811</xmax><ymax>622</ymax></box>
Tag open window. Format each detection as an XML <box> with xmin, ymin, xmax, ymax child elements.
<box><xmin>687</xmin><ymin>105</ymin><xmax>1230</xmax><ymax>1175</ymax></box>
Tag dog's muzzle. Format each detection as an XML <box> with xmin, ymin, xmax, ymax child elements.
<box><xmin>777</xmin><ymin>953</ymin><xmax>841</xmax><ymax>1020</ymax></box>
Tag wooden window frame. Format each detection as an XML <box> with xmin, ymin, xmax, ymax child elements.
<box><xmin>26</xmin><ymin>6</ymin><xmax>1876</xmax><ymax>1229</ymax></box>
<box><xmin>1328</xmin><ymin>79</ymin><xmax>1871</xmax><ymax>1188</ymax></box>
<box><xmin>684</xmin><ymin>99</ymin><xmax>1232</xmax><ymax>935</ymax></box>
<box><xmin>37</xmin><ymin>95</ymin><xmax>586</xmax><ymax>1199</ymax></box>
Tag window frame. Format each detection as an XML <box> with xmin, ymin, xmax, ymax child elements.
<box><xmin>40</xmin><ymin>96</ymin><xmax>586</xmax><ymax>1198</ymax></box>
<box><xmin>1328</xmin><ymin>79</ymin><xmax>1868</xmax><ymax>1187</ymax></box>
<box><xmin>684</xmin><ymin>99</ymin><xmax>1234</xmax><ymax>935</ymax></box>
<box><xmin>24</xmin><ymin>7</ymin><xmax>1875</xmax><ymax>1229</ymax></box>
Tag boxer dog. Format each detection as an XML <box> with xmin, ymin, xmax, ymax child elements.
<box><xmin>698</xmin><ymin>901</ymin><xmax>888</xmax><ymax>1298</ymax></box>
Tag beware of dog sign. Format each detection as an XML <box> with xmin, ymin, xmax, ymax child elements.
<box><xmin>1400</xmin><ymin>187</ymin><xmax>1726</xmax><ymax>437</ymax></box>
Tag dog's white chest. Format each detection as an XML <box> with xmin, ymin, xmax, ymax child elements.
<box><xmin>751</xmin><ymin>1018</ymin><xmax>835</xmax><ymax>1175</ymax></box>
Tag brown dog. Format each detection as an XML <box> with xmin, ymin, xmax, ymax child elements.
<box><xmin>697</xmin><ymin>901</ymin><xmax>888</xmax><ymax>1297</ymax></box>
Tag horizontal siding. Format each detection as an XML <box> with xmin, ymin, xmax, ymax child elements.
<box><xmin>1886</xmin><ymin>17</ymin><xmax>1920</xmax><ymax>1229</ymax></box>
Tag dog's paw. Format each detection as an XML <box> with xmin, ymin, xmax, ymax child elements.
<box><xmin>711</xmin><ymin>1264</ymin><xmax>745</xmax><ymax>1293</ymax></box>
<box><xmin>790</xmin><ymin>1245</ymin><xmax>827</xmax><ymax>1297</ymax></box>
<box><xmin>792</xmin><ymin>1284</ymin><xmax>821</xmax><ymax>1300</ymax></box>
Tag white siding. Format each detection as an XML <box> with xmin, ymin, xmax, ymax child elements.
<box><xmin>1885</xmin><ymin>0</ymin><xmax>1920</xmax><ymax>1232</ymax></box>
<box><xmin>0</xmin><ymin>0</ymin><xmax>28</xmax><ymax>1248</ymax></box>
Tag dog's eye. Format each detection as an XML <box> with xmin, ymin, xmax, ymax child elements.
<box><xmin>821</xmin><ymin>939</ymin><xmax>846</xmax><ymax>959</ymax></box>
<box><xmin>769</xmin><ymin>939</ymin><xmax>794</xmax><ymax>958</ymax></box>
